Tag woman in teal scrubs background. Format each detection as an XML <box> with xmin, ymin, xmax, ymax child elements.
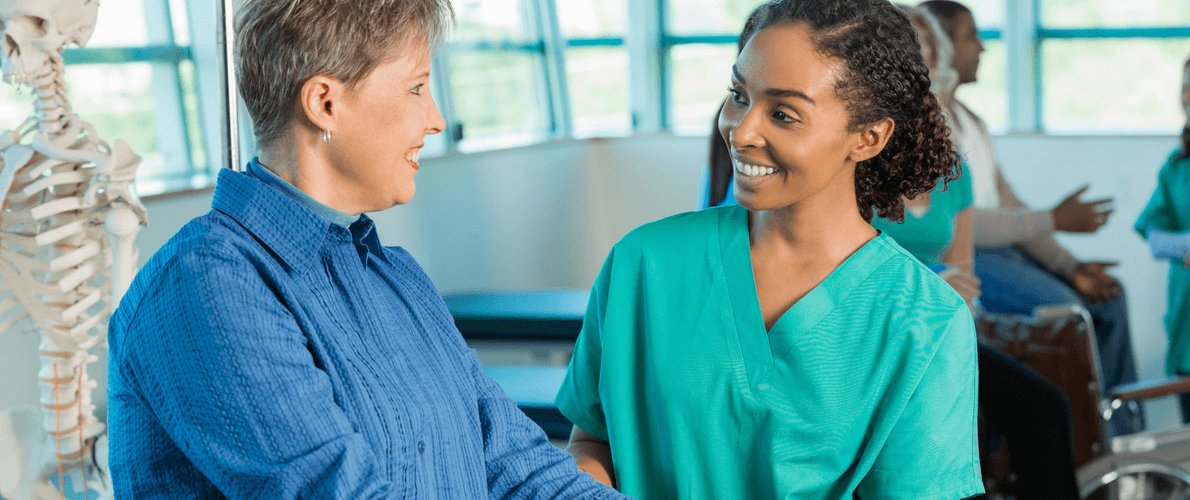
<box><xmin>556</xmin><ymin>0</ymin><xmax>983</xmax><ymax>498</ymax></box>
<box><xmin>1136</xmin><ymin>55</ymin><xmax>1190</xmax><ymax>421</ymax></box>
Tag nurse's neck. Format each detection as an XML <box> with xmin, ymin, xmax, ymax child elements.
<box><xmin>749</xmin><ymin>181</ymin><xmax>878</xmax><ymax>265</ymax></box>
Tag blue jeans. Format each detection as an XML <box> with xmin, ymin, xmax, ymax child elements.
<box><xmin>975</xmin><ymin>246</ymin><xmax>1141</xmax><ymax>435</ymax></box>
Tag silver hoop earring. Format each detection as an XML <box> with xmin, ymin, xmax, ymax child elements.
<box><xmin>323</xmin><ymin>129</ymin><xmax>332</xmax><ymax>145</ymax></box>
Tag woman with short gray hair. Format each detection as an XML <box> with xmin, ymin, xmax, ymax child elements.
<box><xmin>105</xmin><ymin>0</ymin><xmax>626</xmax><ymax>498</ymax></box>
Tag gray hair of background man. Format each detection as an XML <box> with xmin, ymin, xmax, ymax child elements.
<box><xmin>896</xmin><ymin>4</ymin><xmax>959</xmax><ymax>97</ymax></box>
<box><xmin>235</xmin><ymin>0</ymin><xmax>456</xmax><ymax>148</ymax></box>
<box><xmin>918</xmin><ymin>0</ymin><xmax>971</xmax><ymax>40</ymax></box>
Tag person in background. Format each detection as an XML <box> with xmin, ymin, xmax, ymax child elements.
<box><xmin>921</xmin><ymin>0</ymin><xmax>1141</xmax><ymax>434</ymax></box>
<box><xmin>871</xmin><ymin>6</ymin><xmax>1080</xmax><ymax>498</ymax></box>
<box><xmin>105</xmin><ymin>0</ymin><xmax>628</xmax><ymax>498</ymax></box>
<box><xmin>1135</xmin><ymin>55</ymin><xmax>1190</xmax><ymax>422</ymax></box>
<box><xmin>560</xmin><ymin>0</ymin><xmax>983</xmax><ymax>497</ymax></box>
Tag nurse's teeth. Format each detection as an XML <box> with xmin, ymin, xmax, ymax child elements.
<box><xmin>734</xmin><ymin>160</ymin><xmax>777</xmax><ymax>177</ymax></box>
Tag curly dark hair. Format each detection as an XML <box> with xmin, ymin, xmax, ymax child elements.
<box><xmin>708</xmin><ymin>0</ymin><xmax>961</xmax><ymax>222</ymax></box>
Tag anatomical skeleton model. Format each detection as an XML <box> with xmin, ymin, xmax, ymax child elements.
<box><xmin>0</xmin><ymin>0</ymin><xmax>148</xmax><ymax>499</ymax></box>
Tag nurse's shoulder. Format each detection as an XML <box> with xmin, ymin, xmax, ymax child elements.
<box><xmin>865</xmin><ymin>234</ymin><xmax>971</xmax><ymax>332</ymax></box>
<box><xmin>608</xmin><ymin>206</ymin><xmax>731</xmax><ymax>260</ymax></box>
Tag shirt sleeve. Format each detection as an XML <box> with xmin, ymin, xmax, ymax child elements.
<box><xmin>972</xmin><ymin>208</ymin><xmax>1056</xmax><ymax>248</ymax></box>
<box><xmin>461</xmin><ymin>347</ymin><xmax>627</xmax><ymax>500</ymax></box>
<box><xmin>555</xmin><ymin>250</ymin><xmax>614</xmax><ymax>442</ymax></box>
<box><xmin>857</xmin><ymin>307</ymin><xmax>984</xmax><ymax>500</ymax></box>
<box><xmin>970</xmin><ymin>157</ymin><xmax>1061</xmax><ymax>248</ymax></box>
<box><xmin>116</xmin><ymin>245</ymin><xmax>402</xmax><ymax>499</ymax></box>
<box><xmin>1146</xmin><ymin>229</ymin><xmax>1190</xmax><ymax>260</ymax></box>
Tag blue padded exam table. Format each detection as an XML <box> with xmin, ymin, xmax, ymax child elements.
<box><xmin>445</xmin><ymin>290</ymin><xmax>588</xmax><ymax>439</ymax></box>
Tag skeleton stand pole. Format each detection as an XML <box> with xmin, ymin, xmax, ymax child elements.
<box><xmin>216</xmin><ymin>0</ymin><xmax>241</xmax><ymax>172</ymax></box>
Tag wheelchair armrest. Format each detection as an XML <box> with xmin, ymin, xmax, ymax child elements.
<box><xmin>1110</xmin><ymin>376</ymin><xmax>1190</xmax><ymax>403</ymax></box>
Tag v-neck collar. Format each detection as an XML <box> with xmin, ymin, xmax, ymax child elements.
<box><xmin>717</xmin><ymin>205</ymin><xmax>895</xmax><ymax>386</ymax></box>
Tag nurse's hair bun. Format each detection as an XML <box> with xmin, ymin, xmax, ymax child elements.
<box><xmin>740</xmin><ymin>0</ymin><xmax>962</xmax><ymax>223</ymax></box>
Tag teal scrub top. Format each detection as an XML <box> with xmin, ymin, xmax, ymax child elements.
<box><xmin>1135</xmin><ymin>149</ymin><xmax>1190</xmax><ymax>375</ymax></box>
<box><xmin>557</xmin><ymin>205</ymin><xmax>983</xmax><ymax>499</ymax></box>
<box><xmin>869</xmin><ymin>171</ymin><xmax>974</xmax><ymax>268</ymax></box>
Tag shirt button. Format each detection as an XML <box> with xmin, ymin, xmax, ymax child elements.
<box><xmin>418</xmin><ymin>441</ymin><xmax>426</xmax><ymax>454</ymax></box>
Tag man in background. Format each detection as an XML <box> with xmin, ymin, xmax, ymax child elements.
<box><xmin>921</xmin><ymin>0</ymin><xmax>1141</xmax><ymax>434</ymax></box>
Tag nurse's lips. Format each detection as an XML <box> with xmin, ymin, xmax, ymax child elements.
<box><xmin>731</xmin><ymin>154</ymin><xmax>781</xmax><ymax>187</ymax></box>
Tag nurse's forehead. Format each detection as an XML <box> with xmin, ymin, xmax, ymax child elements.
<box><xmin>735</xmin><ymin>24</ymin><xmax>844</xmax><ymax>100</ymax></box>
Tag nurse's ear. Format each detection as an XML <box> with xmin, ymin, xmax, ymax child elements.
<box><xmin>848</xmin><ymin>118</ymin><xmax>895</xmax><ymax>163</ymax></box>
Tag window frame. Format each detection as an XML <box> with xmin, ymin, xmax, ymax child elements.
<box><xmin>56</xmin><ymin>0</ymin><xmax>206</xmax><ymax>198</ymax></box>
<box><xmin>44</xmin><ymin>0</ymin><xmax>1190</xmax><ymax>196</ymax></box>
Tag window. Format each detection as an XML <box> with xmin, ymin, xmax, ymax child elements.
<box><xmin>1039</xmin><ymin>0</ymin><xmax>1190</xmax><ymax>133</ymax></box>
<box><xmin>663</xmin><ymin>0</ymin><xmax>766</xmax><ymax>134</ymax></box>
<box><xmin>0</xmin><ymin>0</ymin><xmax>207</xmax><ymax>197</ymax></box>
<box><xmin>4</xmin><ymin>0</ymin><xmax>1181</xmax><ymax>197</ymax></box>
<box><xmin>442</xmin><ymin>0</ymin><xmax>555</xmax><ymax>152</ymax></box>
<box><xmin>558</xmin><ymin>0</ymin><xmax>630</xmax><ymax>137</ymax></box>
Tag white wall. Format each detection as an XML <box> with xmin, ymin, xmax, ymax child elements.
<box><xmin>371</xmin><ymin>135</ymin><xmax>707</xmax><ymax>293</ymax></box>
<box><xmin>0</xmin><ymin>134</ymin><xmax>1180</xmax><ymax>428</ymax></box>
<box><xmin>994</xmin><ymin>135</ymin><xmax>1182</xmax><ymax>428</ymax></box>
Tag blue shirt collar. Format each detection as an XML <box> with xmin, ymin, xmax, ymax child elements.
<box><xmin>246</xmin><ymin>158</ymin><xmax>360</xmax><ymax>228</ymax></box>
<box><xmin>211</xmin><ymin>167</ymin><xmax>388</xmax><ymax>271</ymax></box>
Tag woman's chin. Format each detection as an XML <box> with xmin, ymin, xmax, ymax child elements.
<box><xmin>736</xmin><ymin>192</ymin><xmax>779</xmax><ymax>212</ymax></box>
<box><xmin>392</xmin><ymin>184</ymin><xmax>416</xmax><ymax>206</ymax></box>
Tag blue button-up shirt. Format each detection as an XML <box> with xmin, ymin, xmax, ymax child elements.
<box><xmin>107</xmin><ymin>168</ymin><xmax>626</xmax><ymax>499</ymax></box>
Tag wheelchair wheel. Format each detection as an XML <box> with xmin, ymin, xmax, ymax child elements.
<box><xmin>1078</xmin><ymin>453</ymin><xmax>1190</xmax><ymax>499</ymax></box>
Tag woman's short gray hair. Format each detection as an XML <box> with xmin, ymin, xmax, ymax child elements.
<box><xmin>235</xmin><ymin>0</ymin><xmax>455</xmax><ymax>148</ymax></box>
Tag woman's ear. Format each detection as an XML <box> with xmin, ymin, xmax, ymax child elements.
<box><xmin>849</xmin><ymin>118</ymin><xmax>895</xmax><ymax>163</ymax></box>
<box><xmin>300</xmin><ymin>75</ymin><xmax>341</xmax><ymax>132</ymax></box>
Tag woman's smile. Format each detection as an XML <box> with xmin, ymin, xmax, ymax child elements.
<box><xmin>405</xmin><ymin>145</ymin><xmax>423</xmax><ymax>171</ymax></box>
<box><xmin>731</xmin><ymin>153</ymin><xmax>783</xmax><ymax>192</ymax></box>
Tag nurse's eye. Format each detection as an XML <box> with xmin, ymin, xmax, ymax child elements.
<box><xmin>411</xmin><ymin>84</ymin><xmax>424</xmax><ymax>96</ymax></box>
<box><xmin>773</xmin><ymin>110</ymin><xmax>798</xmax><ymax>124</ymax></box>
<box><xmin>728</xmin><ymin>88</ymin><xmax>747</xmax><ymax>106</ymax></box>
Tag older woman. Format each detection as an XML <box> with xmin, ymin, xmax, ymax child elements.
<box><xmin>105</xmin><ymin>1</ymin><xmax>626</xmax><ymax>498</ymax></box>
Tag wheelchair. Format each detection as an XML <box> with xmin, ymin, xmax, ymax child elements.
<box><xmin>976</xmin><ymin>304</ymin><xmax>1190</xmax><ymax>499</ymax></box>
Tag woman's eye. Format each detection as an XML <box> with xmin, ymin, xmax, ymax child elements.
<box><xmin>411</xmin><ymin>84</ymin><xmax>424</xmax><ymax>95</ymax></box>
<box><xmin>774</xmin><ymin>110</ymin><xmax>796</xmax><ymax>123</ymax></box>
<box><xmin>728</xmin><ymin>88</ymin><xmax>746</xmax><ymax>104</ymax></box>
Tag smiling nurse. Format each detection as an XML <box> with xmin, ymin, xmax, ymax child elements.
<box><xmin>556</xmin><ymin>0</ymin><xmax>983</xmax><ymax>498</ymax></box>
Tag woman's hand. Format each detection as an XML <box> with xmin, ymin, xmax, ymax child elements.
<box><xmin>1183</xmin><ymin>251</ymin><xmax>1190</xmax><ymax>270</ymax></box>
<box><xmin>565</xmin><ymin>426</ymin><xmax>617</xmax><ymax>488</ymax></box>
<box><xmin>938</xmin><ymin>267</ymin><xmax>981</xmax><ymax>312</ymax></box>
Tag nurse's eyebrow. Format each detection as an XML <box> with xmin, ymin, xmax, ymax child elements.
<box><xmin>732</xmin><ymin>65</ymin><xmax>817</xmax><ymax>106</ymax></box>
